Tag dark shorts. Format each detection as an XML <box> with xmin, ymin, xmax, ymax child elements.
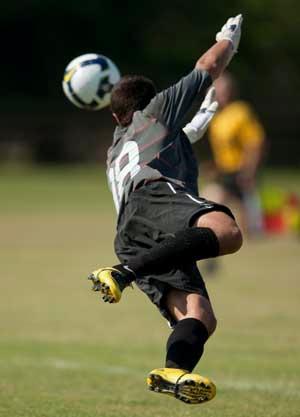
<box><xmin>115</xmin><ymin>180</ymin><xmax>234</xmax><ymax>326</ymax></box>
<box><xmin>218</xmin><ymin>173</ymin><xmax>244</xmax><ymax>200</ymax></box>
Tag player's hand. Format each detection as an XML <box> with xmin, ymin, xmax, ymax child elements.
<box><xmin>216</xmin><ymin>14</ymin><xmax>243</xmax><ymax>53</ymax></box>
<box><xmin>183</xmin><ymin>87</ymin><xmax>218</xmax><ymax>144</ymax></box>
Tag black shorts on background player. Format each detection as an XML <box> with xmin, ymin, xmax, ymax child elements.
<box><xmin>218</xmin><ymin>172</ymin><xmax>244</xmax><ymax>200</ymax></box>
<box><xmin>115</xmin><ymin>180</ymin><xmax>234</xmax><ymax>326</ymax></box>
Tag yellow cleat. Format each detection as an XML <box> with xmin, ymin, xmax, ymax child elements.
<box><xmin>147</xmin><ymin>368</ymin><xmax>216</xmax><ymax>405</ymax></box>
<box><xmin>88</xmin><ymin>267</ymin><xmax>132</xmax><ymax>303</ymax></box>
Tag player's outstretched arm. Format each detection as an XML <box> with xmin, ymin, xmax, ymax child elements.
<box><xmin>196</xmin><ymin>14</ymin><xmax>243</xmax><ymax>80</ymax></box>
<box><xmin>183</xmin><ymin>86</ymin><xmax>218</xmax><ymax>143</ymax></box>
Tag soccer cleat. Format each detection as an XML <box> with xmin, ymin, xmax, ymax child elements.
<box><xmin>87</xmin><ymin>266</ymin><xmax>133</xmax><ymax>303</ymax></box>
<box><xmin>147</xmin><ymin>368</ymin><xmax>216</xmax><ymax>405</ymax></box>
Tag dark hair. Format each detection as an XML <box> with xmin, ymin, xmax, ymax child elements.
<box><xmin>111</xmin><ymin>75</ymin><xmax>157</xmax><ymax>126</ymax></box>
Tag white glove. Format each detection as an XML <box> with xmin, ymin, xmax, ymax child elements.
<box><xmin>216</xmin><ymin>14</ymin><xmax>243</xmax><ymax>53</ymax></box>
<box><xmin>183</xmin><ymin>86</ymin><xmax>218</xmax><ymax>144</ymax></box>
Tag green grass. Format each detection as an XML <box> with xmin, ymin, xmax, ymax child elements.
<box><xmin>0</xmin><ymin>165</ymin><xmax>300</xmax><ymax>417</ymax></box>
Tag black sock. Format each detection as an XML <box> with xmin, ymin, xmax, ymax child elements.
<box><xmin>165</xmin><ymin>318</ymin><xmax>209</xmax><ymax>372</ymax></box>
<box><xmin>112</xmin><ymin>264</ymin><xmax>136</xmax><ymax>287</ymax></box>
<box><xmin>126</xmin><ymin>227</ymin><xmax>219</xmax><ymax>276</ymax></box>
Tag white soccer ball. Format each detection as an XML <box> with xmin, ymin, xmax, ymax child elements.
<box><xmin>62</xmin><ymin>53</ymin><xmax>121</xmax><ymax>110</ymax></box>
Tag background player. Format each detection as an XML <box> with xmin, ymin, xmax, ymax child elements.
<box><xmin>205</xmin><ymin>72</ymin><xmax>266</xmax><ymax>235</ymax></box>
<box><xmin>88</xmin><ymin>15</ymin><xmax>243</xmax><ymax>405</ymax></box>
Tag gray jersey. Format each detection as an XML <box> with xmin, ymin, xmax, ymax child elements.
<box><xmin>107</xmin><ymin>69</ymin><xmax>212</xmax><ymax>213</ymax></box>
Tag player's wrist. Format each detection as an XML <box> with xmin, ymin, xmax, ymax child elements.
<box><xmin>218</xmin><ymin>38</ymin><xmax>234</xmax><ymax>50</ymax></box>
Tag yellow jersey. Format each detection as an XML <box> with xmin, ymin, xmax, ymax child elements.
<box><xmin>208</xmin><ymin>101</ymin><xmax>265</xmax><ymax>173</ymax></box>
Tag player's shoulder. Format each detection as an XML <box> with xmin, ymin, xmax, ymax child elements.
<box><xmin>228</xmin><ymin>100</ymin><xmax>252</xmax><ymax>113</ymax></box>
<box><xmin>112</xmin><ymin>111</ymin><xmax>164</xmax><ymax>147</ymax></box>
<box><xmin>225</xmin><ymin>100</ymin><xmax>255</xmax><ymax>120</ymax></box>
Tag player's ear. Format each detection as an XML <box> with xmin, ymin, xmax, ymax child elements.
<box><xmin>112</xmin><ymin>112</ymin><xmax>121</xmax><ymax>125</ymax></box>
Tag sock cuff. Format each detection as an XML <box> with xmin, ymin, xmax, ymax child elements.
<box><xmin>171</xmin><ymin>318</ymin><xmax>209</xmax><ymax>345</ymax></box>
<box><xmin>127</xmin><ymin>226</ymin><xmax>220</xmax><ymax>275</ymax></box>
<box><xmin>165</xmin><ymin>317</ymin><xmax>210</xmax><ymax>372</ymax></box>
<box><xmin>181</xmin><ymin>227</ymin><xmax>220</xmax><ymax>259</ymax></box>
<box><xmin>113</xmin><ymin>264</ymin><xmax>136</xmax><ymax>284</ymax></box>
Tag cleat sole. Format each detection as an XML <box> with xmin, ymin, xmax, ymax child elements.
<box><xmin>147</xmin><ymin>373</ymin><xmax>216</xmax><ymax>405</ymax></box>
<box><xmin>147</xmin><ymin>374</ymin><xmax>176</xmax><ymax>395</ymax></box>
<box><xmin>176</xmin><ymin>378</ymin><xmax>215</xmax><ymax>404</ymax></box>
<box><xmin>87</xmin><ymin>269</ymin><xmax>122</xmax><ymax>303</ymax></box>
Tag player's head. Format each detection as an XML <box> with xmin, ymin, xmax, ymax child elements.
<box><xmin>111</xmin><ymin>75</ymin><xmax>157</xmax><ymax>126</ymax></box>
<box><xmin>214</xmin><ymin>72</ymin><xmax>238</xmax><ymax>108</ymax></box>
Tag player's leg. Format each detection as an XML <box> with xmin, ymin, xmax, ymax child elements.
<box><xmin>88</xmin><ymin>179</ymin><xmax>242</xmax><ymax>303</ymax></box>
<box><xmin>128</xmin><ymin>210</ymin><xmax>242</xmax><ymax>275</ymax></box>
<box><xmin>123</xmin><ymin>210</ymin><xmax>242</xmax><ymax>272</ymax></box>
<box><xmin>193</xmin><ymin>210</ymin><xmax>243</xmax><ymax>255</ymax></box>
<box><xmin>147</xmin><ymin>289</ymin><xmax>217</xmax><ymax>404</ymax></box>
<box><xmin>201</xmin><ymin>180</ymin><xmax>245</xmax><ymax>274</ymax></box>
<box><xmin>165</xmin><ymin>290</ymin><xmax>216</xmax><ymax>371</ymax></box>
<box><xmin>88</xmin><ymin>210</ymin><xmax>242</xmax><ymax>302</ymax></box>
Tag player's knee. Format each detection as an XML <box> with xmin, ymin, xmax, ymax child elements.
<box><xmin>228</xmin><ymin>224</ymin><xmax>243</xmax><ymax>253</ymax></box>
<box><xmin>193</xmin><ymin>312</ymin><xmax>217</xmax><ymax>336</ymax></box>
<box><xmin>219</xmin><ymin>222</ymin><xmax>243</xmax><ymax>255</ymax></box>
<box><xmin>207</xmin><ymin>314</ymin><xmax>217</xmax><ymax>336</ymax></box>
<box><xmin>195</xmin><ymin>211</ymin><xmax>243</xmax><ymax>255</ymax></box>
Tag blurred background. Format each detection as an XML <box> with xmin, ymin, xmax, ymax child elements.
<box><xmin>1</xmin><ymin>2</ymin><xmax>300</xmax><ymax>417</ymax></box>
<box><xmin>1</xmin><ymin>0</ymin><xmax>300</xmax><ymax>165</ymax></box>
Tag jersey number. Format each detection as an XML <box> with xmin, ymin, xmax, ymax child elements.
<box><xmin>109</xmin><ymin>141</ymin><xmax>141</xmax><ymax>212</ymax></box>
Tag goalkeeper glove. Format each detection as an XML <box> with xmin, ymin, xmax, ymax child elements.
<box><xmin>183</xmin><ymin>86</ymin><xmax>218</xmax><ymax>144</ymax></box>
<box><xmin>216</xmin><ymin>14</ymin><xmax>243</xmax><ymax>57</ymax></box>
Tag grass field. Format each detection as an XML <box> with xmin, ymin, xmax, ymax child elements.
<box><xmin>1</xmin><ymin>165</ymin><xmax>300</xmax><ymax>417</ymax></box>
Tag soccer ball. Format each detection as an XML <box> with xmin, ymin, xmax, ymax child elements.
<box><xmin>62</xmin><ymin>53</ymin><xmax>121</xmax><ymax>110</ymax></box>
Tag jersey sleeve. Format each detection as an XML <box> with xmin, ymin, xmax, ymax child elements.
<box><xmin>143</xmin><ymin>69</ymin><xmax>212</xmax><ymax>131</ymax></box>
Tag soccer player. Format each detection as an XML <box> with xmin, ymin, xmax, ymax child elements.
<box><xmin>88</xmin><ymin>15</ymin><xmax>243</xmax><ymax>405</ymax></box>
<box><xmin>207</xmin><ymin>71</ymin><xmax>266</xmax><ymax>235</ymax></box>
